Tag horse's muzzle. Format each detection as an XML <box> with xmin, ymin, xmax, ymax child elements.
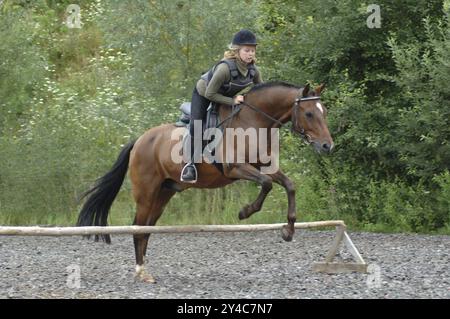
<box><xmin>313</xmin><ymin>140</ymin><xmax>334</xmax><ymax>154</ymax></box>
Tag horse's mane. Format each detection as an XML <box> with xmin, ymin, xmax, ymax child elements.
<box><xmin>248</xmin><ymin>81</ymin><xmax>302</xmax><ymax>94</ymax></box>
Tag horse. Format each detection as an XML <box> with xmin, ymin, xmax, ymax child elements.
<box><xmin>77</xmin><ymin>82</ymin><xmax>333</xmax><ymax>283</ymax></box>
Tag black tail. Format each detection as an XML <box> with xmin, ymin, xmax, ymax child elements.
<box><xmin>77</xmin><ymin>140</ymin><xmax>136</xmax><ymax>243</ymax></box>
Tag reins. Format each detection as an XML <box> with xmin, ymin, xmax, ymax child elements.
<box><xmin>241</xmin><ymin>101</ymin><xmax>284</xmax><ymax>126</ymax></box>
<box><xmin>214</xmin><ymin>104</ymin><xmax>243</xmax><ymax>129</ymax></box>
<box><xmin>214</xmin><ymin>89</ymin><xmax>321</xmax><ymax>143</ymax></box>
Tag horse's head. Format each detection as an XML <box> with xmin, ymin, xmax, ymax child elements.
<box><xmin>292</xmin><ymin>84</ymin><xmax>334</xmax><ymax>153</ymax></box>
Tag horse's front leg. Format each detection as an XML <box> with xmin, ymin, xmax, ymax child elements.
<box><xmin>223</xmin><ymin>164</ymin><xmax>273</xmax><ymax>220</ymax></box>
<box><xmin>268</xmin><ymin>170</ymin><xmax>296</xmax><ymax>242</ymax></box>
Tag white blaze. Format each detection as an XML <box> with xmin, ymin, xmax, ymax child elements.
<box><xmin>316</xmin><ymin>102</ymin><xmax>324</xmax><ymax>114</ymax></box>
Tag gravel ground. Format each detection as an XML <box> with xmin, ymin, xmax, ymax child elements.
<box><xmin>0</xmin><ymin>230</ymin><xmax>449</xmax><ymax>299</ymax></box>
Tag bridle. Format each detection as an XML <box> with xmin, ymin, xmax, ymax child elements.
<box><xmin>291</xmin><ymin>95</ymin><xmax>321</xmax><ymax>143</ymax></box>
<box><xmin>215</xmin><ymin>89</ymin><xmax>322</xmax><ymax>145</ymax></box>
<box><xmin>242</xmin><ymin>90</ymin><xmax>321</xmax><ymax>144</ymax></box>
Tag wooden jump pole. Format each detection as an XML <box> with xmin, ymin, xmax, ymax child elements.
<box><xmin>0</xmin><ymin>220</ymin><xmax>368</xmax><ymax>273</ymax></box>
<box><xmin>0</xmin><ymin>220</ymin><xmax>345</xmax><ymax>236</ymax></box>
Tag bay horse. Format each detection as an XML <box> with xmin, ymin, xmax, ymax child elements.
<box><xmin>77</xmin><ymin>82</ymin><xmax>333</xmax><ymax>283</ymax></box>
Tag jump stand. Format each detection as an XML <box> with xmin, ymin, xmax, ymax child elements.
<box><xmin>312</xmin><ymin>223</ymin><xmax>368</xmax><ymax>273</ymax></box>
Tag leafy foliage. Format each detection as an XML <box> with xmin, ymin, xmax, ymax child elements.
<box><xmin>0</xmin><ymin>0</ymin><xmax>449</xmax><ymax>233</ymax></box>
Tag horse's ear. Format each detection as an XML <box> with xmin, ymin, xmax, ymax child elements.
<box><xmin>302</xmin><ymin>84</ymin><xmax>310</xmax><ymax>97</ymax></box>
<box><xmin>315</xmin><ymin>83</ymin><xmax>326</xmax><ymax>95</ymax></box>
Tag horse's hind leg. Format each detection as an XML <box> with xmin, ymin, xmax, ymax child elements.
<box><xmin>133</xmin><ymin>188</ymin><xmax>175</xmax><ymax>283</ymax></box>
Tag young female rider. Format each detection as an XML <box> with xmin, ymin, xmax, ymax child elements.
<box><xmin>181</xmin><ymin>29</ymin><xmax>263</xmax><ymax>183</ymax></box>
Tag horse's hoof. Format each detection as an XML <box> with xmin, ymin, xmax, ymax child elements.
<box><xmin>238</xmin><ymin>205</ymin><xmax>250</xmax><ymax>220</ymax></box>
<box><xmin>135</xmin><ymin>272</ymin><xmax>156</xmax><ymax>284</ymax></box>
<box><xmin>142</xmin><ymin>274</ymin><xmax>156</xmax><ymax>284</ymax></box>
<box><xmin>281</xmin><ymin>226</ymin><xmax>293</xmax><ymax>242</ymax></box>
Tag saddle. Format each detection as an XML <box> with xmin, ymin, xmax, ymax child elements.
<box><xmin>175</xmin><ymin>102</ymin><xmax>222</xmax><ymax>164</ymax></box>
<box><xmin>175</xmin><ymin>102</ymin><xmax>219</xmax><ymax>130</ymax></box>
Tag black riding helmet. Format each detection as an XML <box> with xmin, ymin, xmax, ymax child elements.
<box><xmin>231</xmin><ymin>29</ymin><xmax>257</xmax><ymax>46</ymax></box>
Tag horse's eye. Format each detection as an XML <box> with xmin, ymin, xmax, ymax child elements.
<box><xmin>306</xmin><ymin>112</ymin><xmax>313</xmax><ymax>119</ymax></box>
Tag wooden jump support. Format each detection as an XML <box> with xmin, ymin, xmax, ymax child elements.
<box><xmin>0</xmin><ymin>220</ymin><xmax>367</xmax><ymax>273</ymax></box>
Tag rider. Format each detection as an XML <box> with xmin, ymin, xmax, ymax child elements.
<box><xmin>181</xmin><ymin>29</ymin><xmax>263</xmax><ymax>183</ymax></box>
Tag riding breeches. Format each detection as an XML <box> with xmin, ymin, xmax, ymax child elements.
<box><xmin>189</xmin><ymin>88</ymin><xmax>210</xmax><ymax>161</ymax></box>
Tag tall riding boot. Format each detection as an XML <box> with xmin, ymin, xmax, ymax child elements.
<box><xmin>181</xmin><ymin>88</ymin><xmax>209</xmax><ymax>183</ymax></box>
<box><xmin>180</xmin><ymin>133</ymin><xmax>202</xmax><ymax>183</ymax></box>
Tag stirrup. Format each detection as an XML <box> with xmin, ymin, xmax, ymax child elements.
<box><xmin>180</xmin><ymin>163</ymin><xmax>198</xmax><ymax>183</ymax></box>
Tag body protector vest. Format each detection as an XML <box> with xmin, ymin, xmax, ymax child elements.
<box><xmin>201</xmin><ymin>59</ymin><xmax>256</xmax><ymax>97</ymax></box>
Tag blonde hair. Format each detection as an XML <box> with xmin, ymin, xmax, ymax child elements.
<box><xmin>223</xmin><ymin>45</ymin><xmax>257</xmax><ymax>63</ymax></box>
<box><xmin>223</xmin><ymin>45</ymin><xmax>241</xmax><ymax>60</ymax></box>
